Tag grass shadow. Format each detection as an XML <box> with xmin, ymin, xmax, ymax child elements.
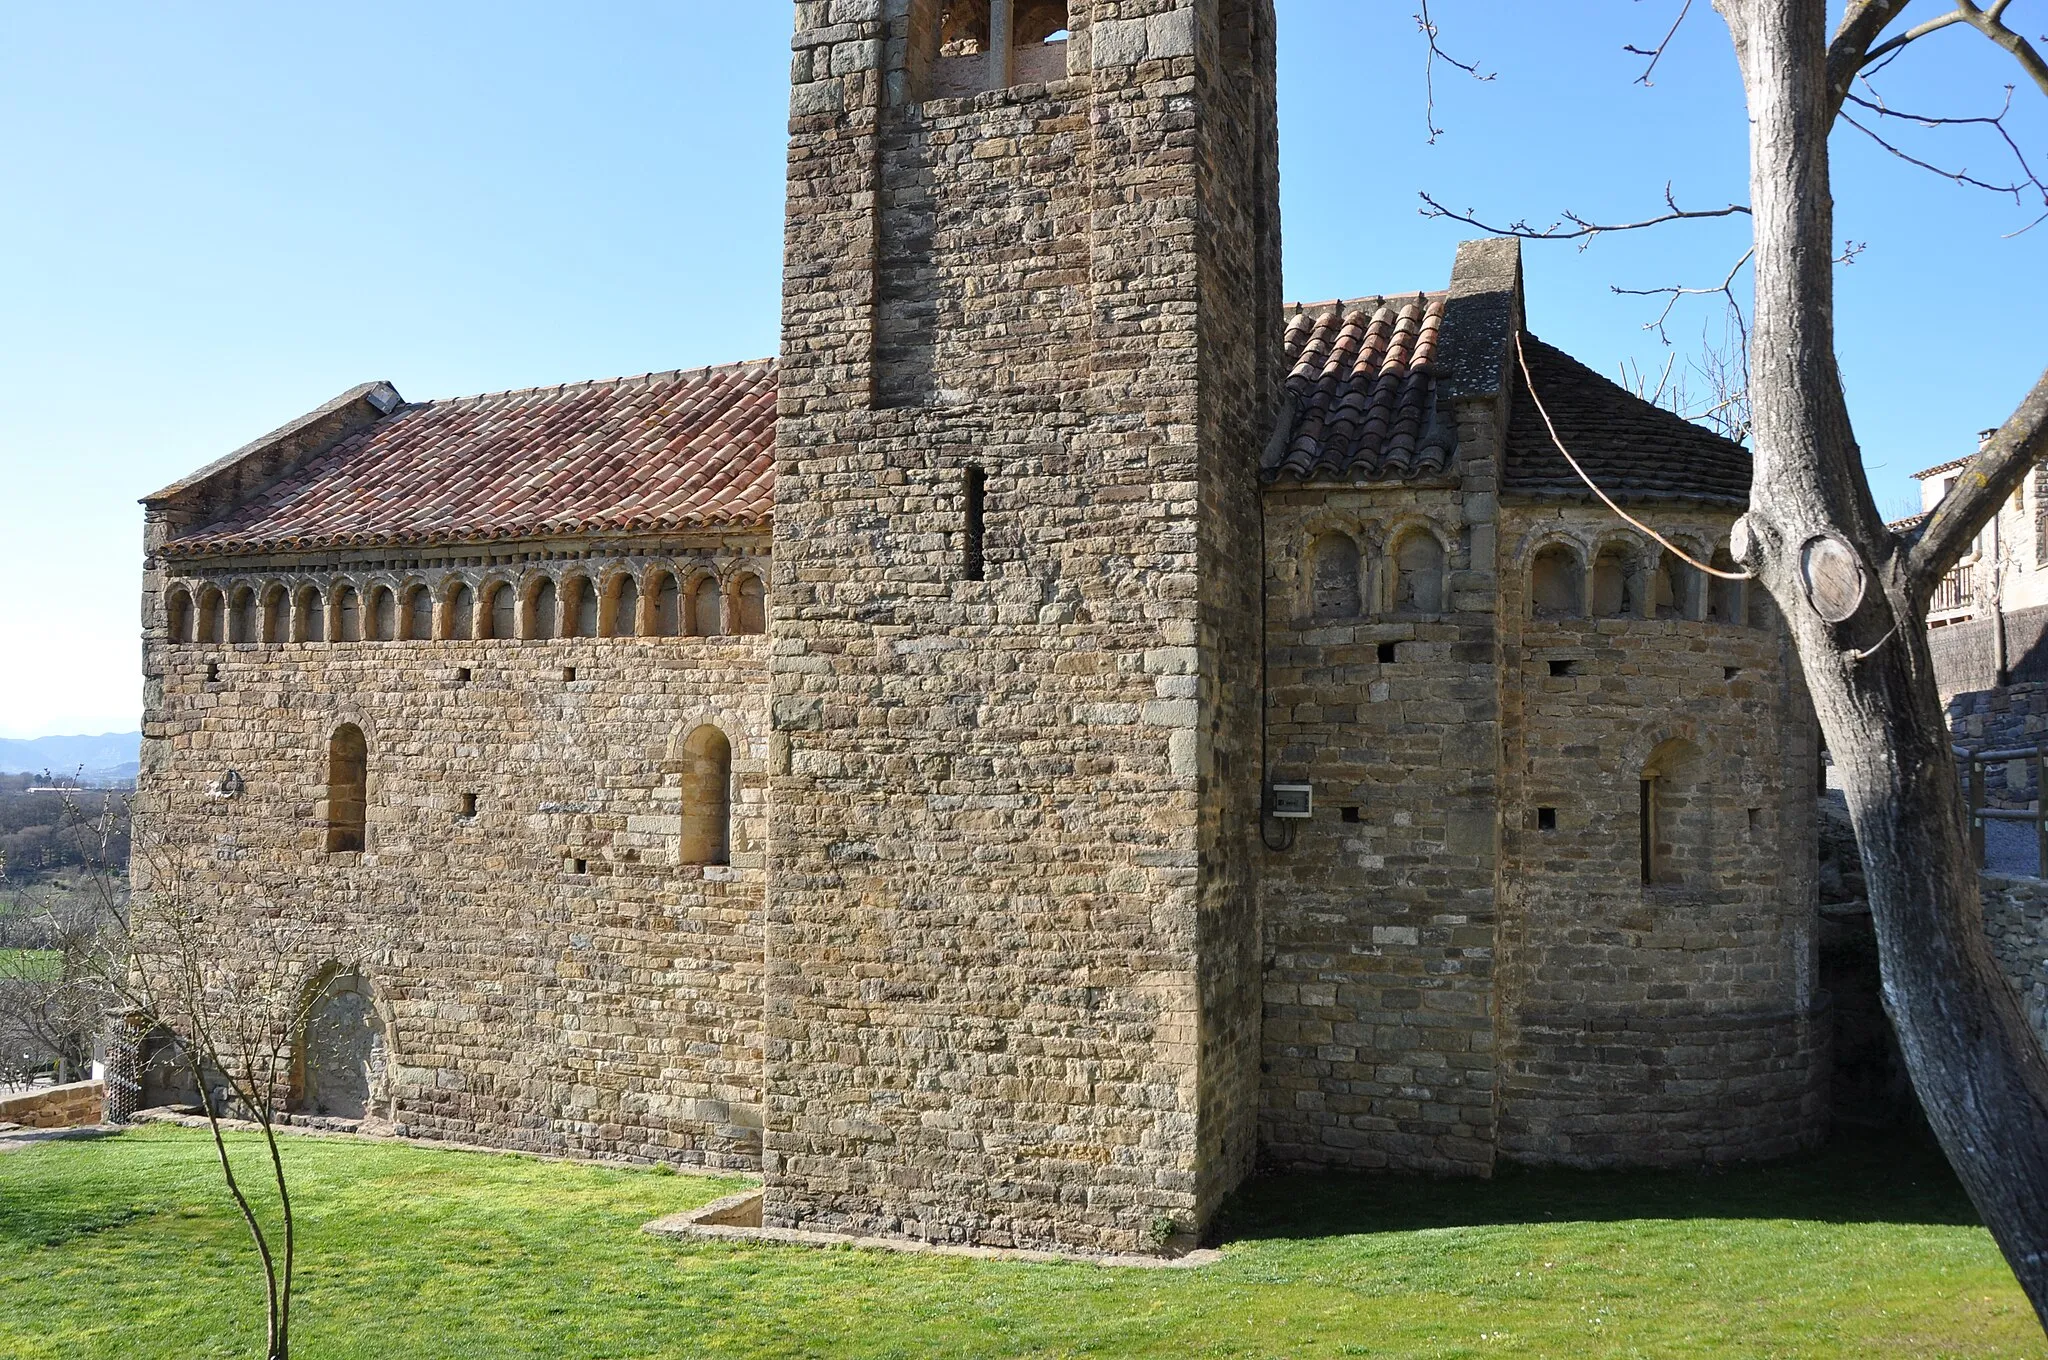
<box><xmin>1212</xmin><ymin>1127</ymin><xmax>1981</xmax><ymax>1246</ymax></box>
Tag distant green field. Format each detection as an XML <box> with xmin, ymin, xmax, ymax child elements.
<box><xmin>0</xmin><ymin>949</ymin><xmax>61</xmax><ymax>982</ymax></box>
<box><xmin>0</xmin><ymin>1123</ymin><xmax>2037</xmax><ymax>1358</ymax></box>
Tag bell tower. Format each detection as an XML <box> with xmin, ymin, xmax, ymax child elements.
<box><xmin>767</xmin><ymin>0</ymin><xmax>1282</xmax><ymax>1254</ymax></box>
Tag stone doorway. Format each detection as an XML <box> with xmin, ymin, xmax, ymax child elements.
<box><xmin>295</xmin><ymin>970</ymin><xmax>386</xmax><ymax>1120</ymax></box>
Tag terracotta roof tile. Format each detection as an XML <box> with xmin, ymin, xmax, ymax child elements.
<box><xmin>165</xmin><ymin>360</ymin><xmax>777</xmax><ymax>558</ymax></box>
<box><xmin>1261</xmin><ymin>294</ymin><xmax>1454</xmax><ymax>483</ymax></box>
<box><xmin>1505</xmin><ymin>334</ymin><xmax>1751</xmax><ymax>507</ymax></box>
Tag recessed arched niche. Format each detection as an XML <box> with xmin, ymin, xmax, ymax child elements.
<box><xmin>1530</xmin><ymin>544</ymin><xmax>1584</xmax><ymax>618</ymax></box>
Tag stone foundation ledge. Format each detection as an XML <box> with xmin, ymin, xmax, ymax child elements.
<box><xmin>642</xmin><ymin>1192</ymin><xmax>1221</xmax><ymax>1270</ymax></box>
<box><xmin>126</xmin><ymin>1106</ymin><xmax>740</xmax><ymax>1178</ymax></box>
<box><xmin>0</xmin><ymin>1079</ymin><xmax>105</xmax><ymax>1130</ymax></box>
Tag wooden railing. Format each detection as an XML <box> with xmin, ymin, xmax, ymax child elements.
<box><xmin>1959</xmin><ymin>743</ymin><xmax>2048</xmax><ymax>878</ymax></box>
<box><xmin>1932</xmin><ymin>562</ymin><xmax>1974</xmax><ymax>614</ymax></box>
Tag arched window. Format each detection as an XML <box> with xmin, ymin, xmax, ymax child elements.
<box><xmin>404</xmin><ymin>585</ymin><xmax>434</xmax><ymax>641</ymax></box>
<box><xmin>369</xmin><ymin>586</ymin><xmax>397</xmax><ymax>641</ymax></box>
<box><xmin>446</xmin><ymin>583</ymin><xmax>476</xmax><ymax>641</ymax></box>
<box><xmin>165</xmin><ymin>586</ymin><xmax>194</xmax><ymax>643</ymax></box>
<box><xmin>1640</xmin><ymin>738</ymin><xmax>1704</xmax><ymax>886</ymax></box>
<box><xmin>1591</xmin><ymin>545</ymin><xmax>1640</xmax><ymax>619</ymax></box>
<box><xmin>336</xmin><ymin>586</ymin><xmax>363</xmax><ymax>642</ymax></box>
<box><xmin>679</xmin><ymin>726</ymin><xmax>733</xmax><ymax>867</ymax></box>
<box><xmin>230</xmin><ymin>586</ymin><xmax>259</xmax><ymax>644</ymax></box>
<box><xmin>526</xmin><ymin>578</ymin><xmax>558</xmax><ymax>641</ymax></box>
<box><xmin>733</xmin><ymin>573</ymin><xmax>767</xmax><ymax>636</ymax></box>
<box><xmin>296</xmin><ymin>586</ymin><xmax>326</xmax><ymax>643</ymax></box>
<box><xmin>1392</xmin><ymin>529</ymin><xmax>1446</xmax><ymax>615</ymax></box>
<box><xmin>325</xmin><ymin>724</ymin><xmax>368</xmax><ymax>854</ymax></box>
<box><xmin>918</xmin><ymin>0</ymin><xmax>1068</xmax><ymax>96</ymax></box>
<box><xmin>1530</xmin><ymin>544</ymin><xmax>1584</xmax><ymax>618</ymax></box>
<box><xmin>1014</xmin><ymin>0</ymin><xmax>1071</xmax><ymax>43</ymax></box>
<box><xmin>481</xmin><ymin>582</ymin><xmax>513</xmax><ymax>641</ymax></box>
<box><xmin>937</xmin><ymin>0</ymin><xmax>991</xmax><ymax>55</ymax></box>
<box><xmin>688</xmin><ymin>576</ymin><xmax>722</xmax><ymax>637</ymax></box>
<box><xmin>651</xmin><ymin>572</ymin><xmax>682</xmax><ymax>637</ymax></box>
<box><xmin>563</xmin><ymin>576</ymin><xmax>598</xmax><ymax>638</ymax></box>
<box><xmin>196</xmin><ymin>587</ymin><xmax>224</xmax><ymax>644</ymax></box>
<box><xmin>1707</xmin><ymin>547</ymin><xmax>1745</xmax><ymax>624</ymax></box>
<box><xmin>1655</xmin><ymin>552</ymin><xmax>1701</xmax><ymax>621</ymax></box>
<box><xmin>609</xmin><ymin>575</ymin><xmax>641</xmax><ymax>638</ymax></box>
<box><xmin>1309</xmin><ymin>532</ymin><xmax>1363</xmax><ymax>620</ymax></box>
<box><xmin>261</xmin><ymin>585</ymin><xmax>288</xmax><ymax>644</ymax></box>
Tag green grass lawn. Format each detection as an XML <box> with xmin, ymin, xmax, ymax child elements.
<box><xmin>0</xmin><ymin>1124</ymin><xmax>2037</xmax><ymax>1358</ymax></box>
<box><xmin>0</xmin><ymin>948</ymin><xmax>62</xmax><ymax>982</ymax></box>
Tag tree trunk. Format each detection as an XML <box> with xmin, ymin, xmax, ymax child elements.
<box><xmin>1718</xmin><ymin>0</ymin><xmax>2048</xmax><ymax>1320</ymax></box>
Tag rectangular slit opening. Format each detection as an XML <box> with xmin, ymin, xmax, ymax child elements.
<box><xmin>964</xmin><ymin>466</ymin><xmax>986</xmax><ymax>582</ymax></box>
<box><xmin>1640</xmin><ymin>779</ymin><xmax>1656</xmax><ymax>883</ymax></box>
<box><xmin>1537</xmin><ymin>807</ymin><xmax>1558</xmax><ymax>831</ymax></box>
<box><xmin>1340</xmin><ymin>806</ymin><xmax>1361</xmax><ymax>824</ymax></box>
<box><xmin>460</xmin><ymin>793</ymin><xmax>478</xmax><ymax>819</ymax></box>
<box><xmin>1549</xmin><ymin>659</ymin><xmax>1578</xmax><ymax>677</ymax></box>
<box><xmin>1377</xmin><ymin>642</ymin><xmax>1398</xmax><ymax>664</ymax></box>
<box><xmin>563</xmin><ymin>667</ymin><xmax>577</xmax><ymax>683</ymax></box>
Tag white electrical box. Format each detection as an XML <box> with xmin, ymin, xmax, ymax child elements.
<box><xmin>1269</xmin><ymin>784</ymin><xmax>1314</xmax><ymax>820</ymax></box>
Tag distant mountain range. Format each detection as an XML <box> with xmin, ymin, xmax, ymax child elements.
<box><xmin>0</xmin><ymin>733</ymin><xmax>141</xmax><ymax>785</ymax></box>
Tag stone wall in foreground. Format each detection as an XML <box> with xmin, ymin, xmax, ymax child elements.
<box><xmin>0</xmin><ymin>1080</ymin><xmax>105</xmax><ymax>1129</ymax></box>
<box><xmin>138</xmin><ymin>560</ymin><xmax>771</xmax><ymax>1170</ymax></box>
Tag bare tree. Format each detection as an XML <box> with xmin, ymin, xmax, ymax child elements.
<box><xmin>49</xmin><ymin>801</ymin><xmax>382</xmax><ymax>1360</ymax></box>
<box><xmin>0</xmin><ymin>788</ymin><xmax>125</xmax><ymax>1088</ymax></box>
<box><xmin>1413</xmin><ymin>0</ymin><xmax>2048</xmax><ymax>1324</ymax></box>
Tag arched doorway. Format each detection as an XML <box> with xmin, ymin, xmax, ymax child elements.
<box><xmin>295</xmin><ymin>969</ymin><xmax>386</xmax><ymax>1120</ymax></box>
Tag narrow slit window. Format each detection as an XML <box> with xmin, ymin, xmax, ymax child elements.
<box><xmin>326</xmin><ymin>725</ymin><xmax>368</xmax><ymax>854</ymax></box>
<box><xmin>1639</xmin><ymin>779</ymin><xmax>1655</xmax><ymax>883</ymax></box>
<box><xmin>964</xmin><ymin>466</ymin><xmax>986</xmax><ymax>582</ymax></box>
<box><xmin>680</xmin><ymin>726</ymin><xmax>733</xmax><ymax>867</ymax></box>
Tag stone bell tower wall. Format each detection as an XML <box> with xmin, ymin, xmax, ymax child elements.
<box><xmin>767</xmin><ymin>0</ymin><xmax>1278</xmax><ymax>1254</ymax></box>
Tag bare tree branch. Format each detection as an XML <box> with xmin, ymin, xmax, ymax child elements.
<box><xmin>1614</xmin><ymin>247</ymin><xmax>1755</xmax><ymax>344</ymax></box>
<box><xmin>1415</xmin><ymin>0</ymin><xmax>1493</xmax><ymax>145</ymax></box>
<box><xmin>1826</xmin><ymin>0</ymin><xmax>1918</xmax><ymax>118</ymax></box>
<box><xmin>1833</xmin><ymin>0</ymin><xmax>2048</xmax><ymax>117</ymax></box>
<box><xmin>1418</xmin><ymin>182</ymin><xmax>1750</xmax><ymax>246</ymax></box>
<box><xmin>1625</xmin><ymin>0</ymin><xmax>1696</xmax><ymax>86</ymax></box>
<box><xmin>1905</xmin><ymin>364</ymin><xmax>2048</xmax><ymax>598</ymax></box>
<box><xmin>1841</xmin><ymin>83</ymin><xmax>2048</xmax><ymax>225</ymax></box>
<box><xmin>1952</xmin><ymin>0</ymin><xmax>2048</xmax><ymax>100</ymax></box>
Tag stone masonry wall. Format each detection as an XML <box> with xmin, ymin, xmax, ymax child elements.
<box><xmin>1982</xmin><ymin>874</ymin><xmax>2048</xmax><ymax>1049</ymax></box>
<box><xmin>768</xmin><ymin>0</ymin><xmax>1274</xmax><ymax>1254</ymax></box>
<box><xmin>0</xmin><ymin>1080</ymin><xmax>106</xmax><ymax>1129</ymax></box>
<box><xmin>1494</xmin><ymin>501</ymin><xmax>1828</xmax><ymax>1166</ymax></box>
<box><xmin>139</xmin><ymin>543</ymin><xmax>770</xmax><ymax>1169</ymax></box>
<box><xmin>1258</xmin><ymin>469</ymin><xmax>1500</xmax><ymax>1175</ymax></box>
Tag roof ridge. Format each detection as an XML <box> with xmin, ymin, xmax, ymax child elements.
<box><xmin>1284</xmin><ymin>290</ymin><xmax>1445</xmax><ymax>315</ymax></box>
<box><xmin>421</xmin><ymin>356</ymin><xmax>778</xmax><ymax>410</ymax></box>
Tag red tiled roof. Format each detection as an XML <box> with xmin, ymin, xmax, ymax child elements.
<box><xmin>164</xmin><ymin>360</ymin><xmax>776</xmax><ymax>558</ymax></box>
<box><xmin>1261</xmin><ymin>294</ymin><xmax>1453</xmax><ymax>483</ymax></box>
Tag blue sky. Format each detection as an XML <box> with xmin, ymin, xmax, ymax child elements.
<box><xmin>2</xmin><ymin>1</ymin><xmax>2041</xmax><ymax>737</ymax></box>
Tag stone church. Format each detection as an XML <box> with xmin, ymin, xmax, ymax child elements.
<box><xmin>136</xmin><ymin>0</ymin><xmax>1823</xmax><ymax>1255</ymax></box>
